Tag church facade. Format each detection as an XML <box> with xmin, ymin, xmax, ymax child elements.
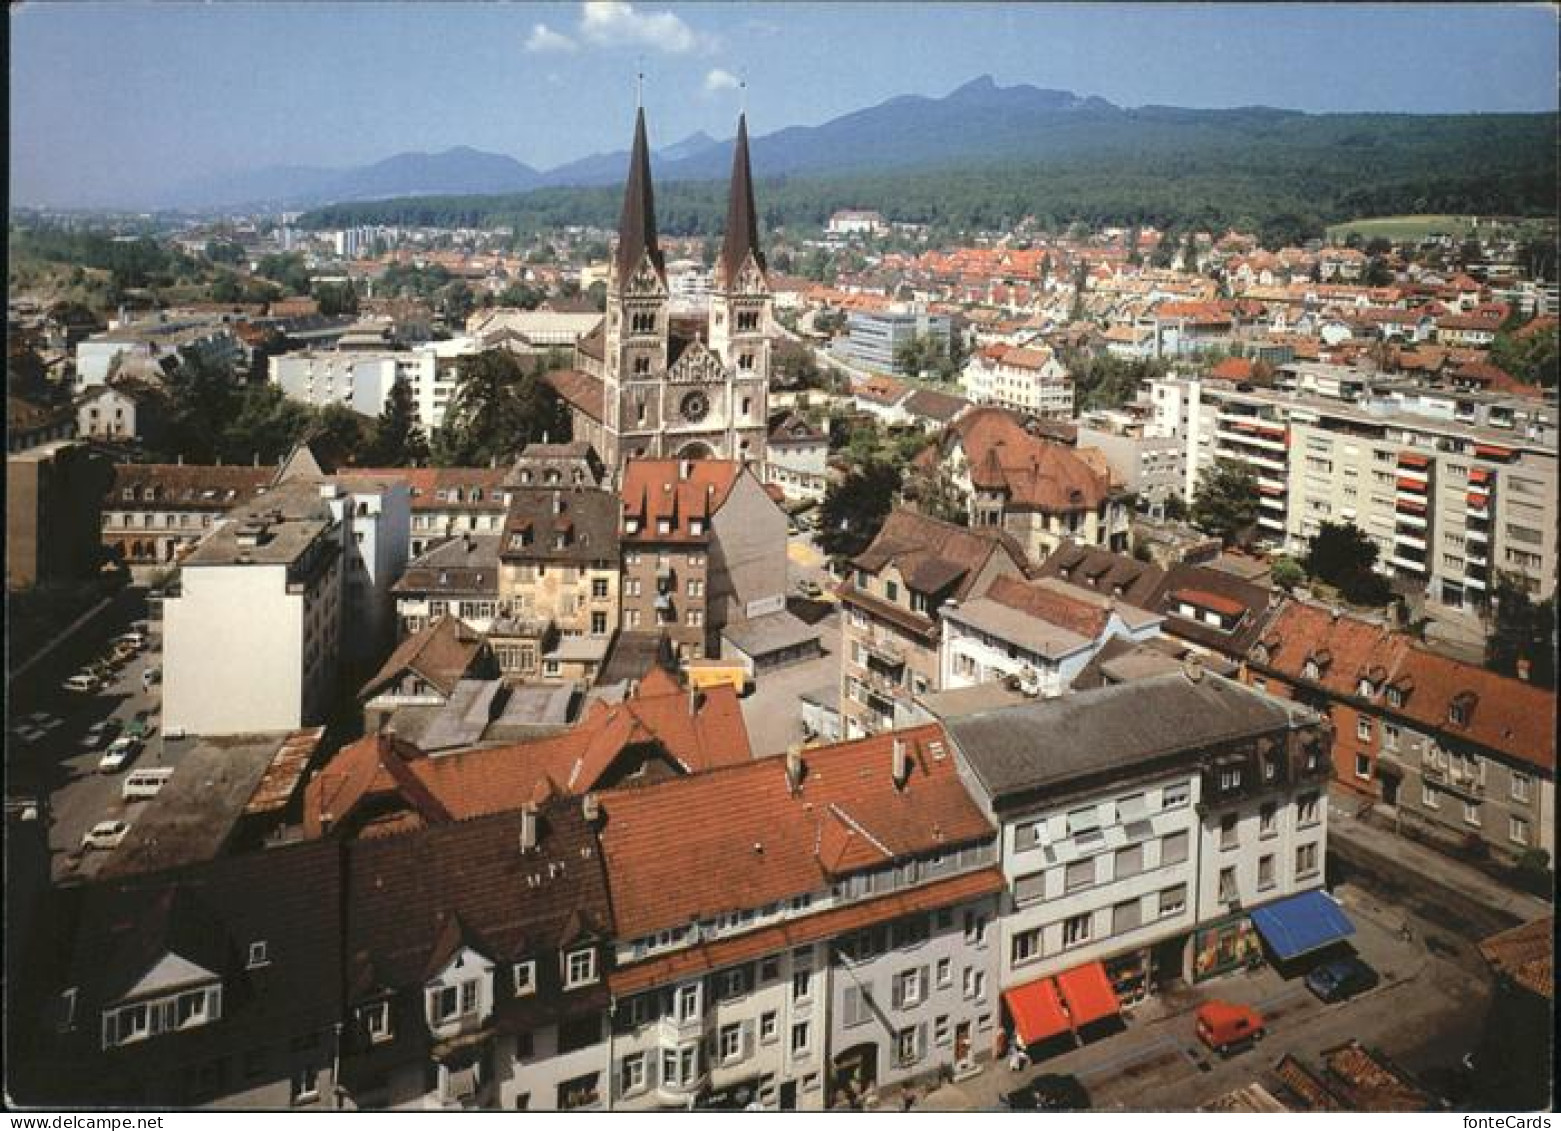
<box><xmin>551</xmin><ymin>109</ymin><xmax>772</xmax><ymax>483</ymax></box>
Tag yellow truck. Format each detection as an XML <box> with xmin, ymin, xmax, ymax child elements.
<box><xmin>682</xmin><ymin>660</ymin><xmax>754</xmax><ymax>697</ymax></box>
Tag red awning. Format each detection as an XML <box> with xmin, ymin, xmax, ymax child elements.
<box><xmin>1395</xmin><ymin>499</ymin><xmax>1426</xmax><ymax>513</ymax></box>
<box><xmin>1397</xmin><ymin>452</ymin><xmax>1431</xmax><ymax>469</ymax></box>
<box><xmin>1055</xmin><ymin>961</ymin><xmax>1119</xmax><ymax>1028</ymax></box>
<box><xmin>1395</xmin><ymin>477</ymin><xmax>1426</xmax><ymax>492</ymax></box>
<box><xmin>1466</xmin><ymin>492</ymin><xmax>1489</xmax><ymax>507</ymax></box>
<box><xmin>1004</xmin><ymin>978</ymin><xmax>1070</xmax><ymax>1046</ymax></box>
<box><xmin>1474</xmin><ymin>444</ymin><xmax>1513</xmax><ymax>460</ymax></box>
<box><xmin>1468</xmin><ymin>468</ymin><xmax>1491</xmax><ymax>484</ymax></box>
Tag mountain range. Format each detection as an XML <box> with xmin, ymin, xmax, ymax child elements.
<box><xmin>161</xmin><ymin>75</ymin><xmax>1555</xmax><ymax>215</ymax></box>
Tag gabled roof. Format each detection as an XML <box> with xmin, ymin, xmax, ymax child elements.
<box><xmin>945</xmin><ymin>407</ymin><xmax>1113</xmax><ymax>512</ymax></box>
<box><xmin>902</xmin><ymin>386</ymin><xmax>971</xmax><ymax>424</ymax></box>
<box><xmin>1034</xmin><ymin>542</ymin><xmax>1165</xmax><ymax>607</ymax></box>
<box><xmin>502</xmin><ymin>486</ymin><xmax>620</xmax><ymax>564</ymax></box>
<box><xmin>620</xmin><ymin>459</ymin><xmax>743</xmax><ymax>544</ymax></box>
<box><xmin>1478</xmin><ymin>916</ymin><xmax>1553</xmax><ymax>1000</ymax></box>
<box><xmin>544</xmin><ymin>369</ymin><xmax>606</xmax><ymax>424</ymax></box>
<box><xmin>359</xmin><ymin>615</ymin><xmax>490</xmax><ymax>702</ymax></box>
<box><xmin>597</xmin><ymin>724</ymin><xmax>995</xmax><ymax>938</ymax></box>
<box><xmin>392</xmin><ymin>533</ymin><xmax>500</xmax><ymax>597</ymax></box>
<box><xmin>852</xmin><ymin>508</ymin><xmax>1027</xmax><ymax>600</ymax></box>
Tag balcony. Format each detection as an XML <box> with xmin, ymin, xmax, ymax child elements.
<box><xmin>1214</xmin><ymin>446</ymin><xmax>1287</xmax><ymax>473</ymax></box>
<box><xmin>1422</xmin><ymin>760</ymin><xmax>1485</xmax><ymax>798</ymax></box>
<box><xmin>1465</xmin><ymin>525</ymin><xmax>1490</xmax><ymax>543</ymax></box>
<box><xmin>1394</xmin><ymin>509</ymin><xmax>1427</xmax><ymax>528</ymax></box>
<box><xmin>1392</xmin><ymin>530</ymin><xmax>1426</xmax><ymax>550</ymax></box>
<box><xmin>863</xmin><ymin>637</ymin><xmax>906</xmax><ymax>667</ymax></box>
<box><xmin>1259</xmin><ymin>494</ymin><xmax>1287</xmax><ymax>512</ymax></box>
<box><xmin>1257</xmin><ymin>514</ymin><xmax>1286</xmax><ymax>531</ymax></box>
<box><xmin>1390</xmin><ymin>554</ymin><xmax>1429</xmax><ymax>573</ymax></box>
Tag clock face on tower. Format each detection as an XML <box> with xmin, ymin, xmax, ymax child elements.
<box><xmin>680</xmin><ymin>390</ymin><xmax>710</xmax><ymax>423</ymax></box>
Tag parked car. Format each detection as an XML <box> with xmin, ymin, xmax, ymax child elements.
<box><xmin>1305</xmin><ymin>955</ymin><xmax>1380</xmax><ymax>1003</ymax></box>
<box><xmin>1001</xmin><ymin>1075</ymin><xmax>1091</xmax><ymax>1111</ymax></box>
<box><xmin>81</xmin><ymin>819</ymin><xmax>131</xmax><ymax>851</ymax></box>
<box><xmin>796</xmin><ymin>579</ymin><xmax>824</xmax><ymax>599</ymax></box>
<box><xmin>62</xmin><ymin>673</ymin><xmax>99</xmax><ymax>694</ymax></box>
<box><xmin>1196</xmin><ymin>1000</ymin><xmax>1266</xmax><ymax>1056</ymax></box>
<box><xmin>125</xmin><ymin>716</ymin><xmax>152</xmax><ymax>741</ymax></box>
<box><xmin>81</xmin><ymin>718</ymin><xmax>123</xmax><ymax>748</ymax></box>
<box><xmin>99</xmin><ymin>736</ymin><xmax>142</xmax><ymax>773</ymax></box>
<box><xmin>142</xmin><ymin>666</ymin><xmax>162</xmax><ymax>691</ymax></box>
<box><xmin>116</xmin><ymin>631</ymin><xmax>147</xmax><ymax>650</ymax></box>
<box><xmin>122</xmin><ymin>767</ymin><xmax>175</xmax><ymax>801</ymax></box>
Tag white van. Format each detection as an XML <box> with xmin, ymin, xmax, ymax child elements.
<box><xmin>122</xmin><ymin>766</ymin><xmax>174</xmax><ymax>801</ymax></box>
<box><xmin>62</xmin><ymin>674</ymin><xmax>98</xmax><ymax>694</ymax></box>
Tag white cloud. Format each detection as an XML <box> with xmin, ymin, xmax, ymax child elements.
<box><xmin>524</xmin><ymin>23</ymin><xmax>578</xmax><ymax>53</ymax></box>
<box><xmin>579</xmin><ymin>1</ymin><xmax>715</xmax><ymax>54</ymax></box>
<box><xmin>703</xmin><ymin>68</ymin><xmax>741</xmax><ymax>94</ymax></box>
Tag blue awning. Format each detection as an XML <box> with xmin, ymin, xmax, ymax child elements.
<box><xmin>1250</xmin><ymin>889</ymin><xmax>1356</xmax><ymax>962</ymax></box>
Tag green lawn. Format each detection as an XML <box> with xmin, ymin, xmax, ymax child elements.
<box><xmin>1325</xmin><ymin>215</ymin><xmax>1478</xmax><ymax>242</ymax></box>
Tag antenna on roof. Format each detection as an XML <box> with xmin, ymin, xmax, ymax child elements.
<box><xmin>636</xmin><ymin>57</ymin><xmax>645</xmax><ymax>108</ymax></box>
<box><xmin>740</xmin><ymin>73</ymin><xmax>748</xmax><ymax>115</ymax></box>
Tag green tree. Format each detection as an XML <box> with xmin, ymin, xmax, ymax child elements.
<box><xmin>432</xmin><ymin>349</ymin><xmax>570</xmax><ymax>466</ymax></box>
<box><xmin>1486</xmin><ymin>573</ymin><xmax>1557</xmax><ymax>688</ymax></box>
<box><xmin>903</xmin><ymin>462</ymin><xmax>968</xmax><ymax>526</ymax></box>
<box><xmin>309</xmin><ymin>402</ymin><xmax>373</xmax><ymax>466</ymax></box>
<box><xmin>817</xmin><ymin>461</ymin><xmax>903</xmax><ymax>560</ymax></box>
<box><xmin>1189</xmin><ymin>458</ymin><xmax>1260</xmax><ymax>547</ymax></box>
<box><xmin>1303</xmin><ymin>520</ymin><xmax>1391</xmax><ymax>606</ymax></box>
<box><xmin>365</xmin><ymin>378</ymin><xmax>430</xmax><ymax>467</ymax></box>
<box><xmin>314</xmin><ymin>280</ymin><xmax>360</xmax><ymax>318</ymax></box>
<box><xmin>1271</xmin><ymin>555</ymin><xmax>1307</xmax><ymax>592</ymax></box>
<box><xmin>257</xmin><ymin>253</ymin><xmax>311</xmax><ymax>296</ymax></box>
<box><xmin>161</xmin><ymin>348</ymin><xmax>240</xmax><ymax>463</ymax></box>
<box><xmin>496</xmin><ymin>282</ymin><xmax>543</xmax><ymax>309</ymax></box>
<box><xmin>222</xmin><ymin>383</ymin><xmax>318</xmax><ymax>466</ymax></box>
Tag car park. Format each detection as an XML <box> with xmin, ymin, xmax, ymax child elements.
<box><xmin>1196</xmin><ymin>1001</ymin><xmax>1266</xmax><ymax>1057</ymax></box>
<box><xmin>1000</xmin><ymin>1075</ymin><xmax>1091</xmax><ymax>1111</ymax></box>
<box><xmin>81</xmin><ymin>819</ymin><xmax>131</xmax><ymax>851</ymax></box>
<box><xmin>99</xmin><ymin>736</ymin><xmax>142</xmax><ymax>773</ymax></box>
<box><xmin>1305</xmin><ymin>955</ymin><xmax>1381</xmax><ymax>1003</ymax></box>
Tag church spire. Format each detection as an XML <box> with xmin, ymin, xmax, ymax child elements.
<box><xmin>615</xmin><ymin>106</ymin><xmax>663</xmax><ymax>282</ymax></box>
<box><xmin>716</xmin><ymin>112</ymin><xmax>764</xmax><ymax>288</ymax></box>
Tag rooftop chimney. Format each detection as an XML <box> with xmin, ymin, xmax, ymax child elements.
<box><xmin>679</xmin><ymin>459</ymin><xmax>691</xmax><ymax>481</ymax></box>
<box><xmin>582</xmin><ymin>792</ymin><xmax>600</xmax><ymax>825</ymax></box>
<box><xmin>553</xmin><ymin>491</ymin><xmax>564</xmax><ymax>515</ymax></box>
<box><xmin>1516</xmin><ymin>657</ymin><xmax>1532</xmax><ymax>682</ymax></box>
<box><xmin>785</xmin><ymin>745</ymin><xmax>805</xmax><ymax>794</ymax></box>
<box><xmin>892</xmin><ymin>737</ymin><xmax>910</xmax><ymax>790</ymax></box>
<box><xmin>519</xmin><ymin>803</ymin><xmax>538</xmax><ymax>852</ymax></box>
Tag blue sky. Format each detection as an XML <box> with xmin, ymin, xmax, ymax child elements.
<box><xmin>10</xmin><ymin>2</ymin><xmax>1559</xmax><ymax>208</ymax></box>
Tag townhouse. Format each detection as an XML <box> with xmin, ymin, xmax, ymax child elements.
<box><xmin>1246</xmin><ymin>599</ymin><xmax>1556</xmax><ymax>864</ymax></box>
<box><xmin>102</xmin><ymin>463</ymin><xmax>273</xmax><ymax>572</ymax></box>
<box><xmin>961</xmin><ymin>343</ymin><xmax>1074</xmax><ymax>420</ymax></box>
<box><xmin>839</xmin><ymin>509</ymin><xmax>1028</xmax><ymax>738</ymax></box>
<box><xmin>392</xmin><ymin>533</ymin><xmax>502</xmax><ymax>637</ymax></box>
<box><xmin>597</xmin><ymin>727</ymin><xmax>1004</xmax><ymax>1110</ymax></box>
<box><xmin>943</xmin><ymin>669</ymin><xmax>1333</xmax><ymax>1034</ymax></box>
<box><xmin>764</xmin><ymin>411</ymin><xmax>830</xmax><ymax>504</ymax></box>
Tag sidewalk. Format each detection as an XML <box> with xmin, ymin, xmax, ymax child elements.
<box><xmin>1326</xmin><ymin>786</ymin><xmax>1551</xmax><ymax>926</ymax></box>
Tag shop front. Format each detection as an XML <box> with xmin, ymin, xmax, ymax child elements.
<box><xmin>1188</xmin><ymin>914</ymin><xmax>1263</xmax><ymax>982</ymax></box>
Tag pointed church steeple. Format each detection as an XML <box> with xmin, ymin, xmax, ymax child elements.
<box><xmin>716</xmin><ymin>113</ymin><xmax>765</xmax><ymax>288</ymax></box>
<box><xmin>615</xmin><ymin>107</ymin><xmax>664</xmax><ymax>282</ymax></box>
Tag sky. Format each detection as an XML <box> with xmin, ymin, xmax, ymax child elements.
<box><xmin>10</xmin><ymin>2</ymin><xmax>1559</xmax><ymax>208</ymax></box>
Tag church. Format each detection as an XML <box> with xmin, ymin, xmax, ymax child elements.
<box><xmin>549</xmin><ymin>107</ymin><xmax>773</xmax><ymax>485</ymax></box>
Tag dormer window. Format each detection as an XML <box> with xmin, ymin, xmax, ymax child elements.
<box><xmin>361</xmin><ymin>1000</ymin><xmax>392</xmax><ymax>1044</ymax></box>
<box><xmin>513</xmin><ymin>961</ymin><xmax>536</xmax><ymax>996</ymax></box>
<box><xmin>564</xmin><ymin>948</ymin><xmax>597</xmax><ymax>989</ymax></box>
<box><xmin>248</xmin><ymin>940</ymin><xmax>269</xmax><ymax>968</ymax></box>
<box><xmin>1449</xmin><ymin>691</ymin><xmax>1476</xmax><ymax>727</ymax></box>
<box><xmin>625</xmin><ymin>518</ymin><xmax>639</xmax><ymax>534</ymax></box>
<box><xmin>1386</xmin><ymin>686</ymin><xmax>1404</xmax><ymax>708</ymax></box>
<box><xmin>1251</xmin><ymin>644</ymin><xmax>1269</xmax><ymax>665</ymax></box>
<box><xmin>1357</xmin><ymin>677</ymin><xmax>1375</xmax><ymax>698</ymax></box>
<box><xmin>657</xmin><ymin>518</ymin><xmax>671</xmax><ymax>536</ymax></box>
<box><xmin>689</xmin><ymin>518</ymin><xmax>704</xmax><ymax>536</ymax></box>
<box><xmin>1302</xmin><ymin>660</ymin><xmax>1320</xmax><ymax>681</ymax></box>
<box><xmin>1219</xmin><ymin>768</ymin><xmax>1242</xmax><ymax>791</ymax></box>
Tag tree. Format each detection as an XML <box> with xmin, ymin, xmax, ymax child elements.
<box><xmin>1486</xmin><ymin>573</ymin><xmax>1557</xmax><ymax>688</ymax></box>
<box><xmin>432</xmin><ymin>349</ymin><xmax>570</xmax><ymax>467</ymax></box>
<box><xmin>1362</xmin><ymin>257</ymin><xmax>1395</xmax><ymax>287</ymax></box>
<box><xmin>1304</xmin><ymin>521</ymin><xmax>1391</xmax><ymax>606</ymax></box>
<box><xmin>1189</xmin><ymin>459</ymin><xmax>1260</xmax><ymax>547</ymax></box>
<box><xmin>365</xmin><ymin>378</ymin><xmax>429</xmax><ymax>467</ymax></box>
<box><xmin>1270</xmin><ymin>556</ymin><xmax>1306</xmax><ymax>592</ymax></box>
<box><xmin>314</xmin><ymin>280</ymin><xmax>360</xmax><ymax>318</ymax></box>
<box><xmin>903</xmin><ymin>462</ymin><xmax>968</xmax><ymax>527</ymax></box>
<box><xmin>817</xmin><ymin>461</ymin><xmax>902</xmax><ymax>560</ymax></box>
<box><xmin>257</xmin><ymin>253</ymin><xmax>311</xmax><ymax>296</ymax></box>
<box><xmin>222</xmin><ymin>383</ymin><xmax>320</xmax><ymax>466</ymax></box>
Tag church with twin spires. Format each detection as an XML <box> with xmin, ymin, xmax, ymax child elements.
<box><xmin>551</xmin><ymin>107</ymin><xmax>772</xmax><ymax>484</ymax></box>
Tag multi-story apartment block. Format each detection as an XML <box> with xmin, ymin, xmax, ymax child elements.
<box><xmin>960</xmin><ymin>343</ymin><xmax>1074</xmax><ymax>420</ymax></box>
<box><xmin>921</xmin><ymin>408</ymin><xmax>1131</xmax><ymax>560</ymax></box>
<box><xmin>270</xmin><ymin>336</ymin><xmax>482</xmax><ymax>433</ymax></box>
<box><xmin>619</xmin><ymin>459</ymin><xmax>787</xmax><ymax>662</ymax></box>
<box><xmin>837</xmin><ymin>308</ymin><xmax>952</xmax><ymax>376</ymax></box>
<box><xmin>939</xmin><ymin>574</ymin><xmax>1164</xmax><ymax>698</ymax></box>
<box><xmin>102</xmin><ymin>464</ymin><xmax>274</xmax><ymax>571</ymax></box>
<box><xmin>838</xmin><ymin>509</ymin><xmax>1028</xmax><ymax>738</ymax></box>
<box><xmin>944</xmin><ymin>669</ymin><xmax>1333</xmax><ymax>1030</ymax></box>
<box><xmin>1148</xmin><ymin>370</ymin><xmax>1558</xmax><ymax>606</ymax></box>
<box><xmin>598</xmin><ymin>727</ymin><xmax>1004</xmax><ymax>1110</ymax></box>
<box><xmin>549</xmin><ymin>111</ymin><xmax>770</xmax><ymax>483</ymax></box>
<box><xmin>764</xmin><ymin>411</ymin><xmax>830</xmax><ymax>503</ymax></box>
<box><xmin>163</xmin><ymin>456</ymin><xmax>409</xmax><ymax>736</ymax></box>
<box><xmin>1078</xmin><ymin>411</ymin><xmax>1185</xmax><ymax>506</ymax></box>
<box><xmin>1247</xmin><ymin>599</ymin><xmax>1555</xmax><ymax>864</ymax></box>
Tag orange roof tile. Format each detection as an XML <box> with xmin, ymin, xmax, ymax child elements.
<box><xmin>620</xmin><ymin>459</ymin><xmax>742</xmax><ymax>544</ymax></box>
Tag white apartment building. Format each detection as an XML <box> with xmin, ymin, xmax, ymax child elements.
<box><xmin>75</xmin><ymin>319</ymin><xmax>243</xmax><ymax>389</ymax></box>
<box><xmin>1078</xmin><ymin>413</ymin><xmax>1186</xmax><ymax>505</ymax></box>
<box><xmin>163</xmin><ymin>462</ymin><xmax>408</xmax><ymax>736</ymax></box>
<box><xmin>946</xmin><ymin>670</ymin><xmax>1332</xmax><ymax>1028</ymax></box>
<box><xmin>961</xmin><ymin>345</ymin><xmax>1074</xmax><ymax>420</ymax></box>
<box><xmin>270</xmin><ymin>337</ymin><xmax>481</xmax><ymax>431</ymax></box>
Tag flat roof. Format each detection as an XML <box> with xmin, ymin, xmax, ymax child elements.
<box><xmin>721</xmin><ymin>610</ymin><xmax>823</xmax><ymax>658</ymax></box>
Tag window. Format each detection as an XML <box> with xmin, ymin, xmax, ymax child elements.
<box><xmin>1510</xmin><ymin>816</ymin><xmax>1530</xmax><ymax>846</ymax></box>
<box><xmin>934</xmin><ymin>1015</ymin><xmax>951</xmax><ymax>1046</ymax></box>
<box><xmin>1258</xmin><ymin>854</ymin><xmax>1276</xmax><ymax>890</ymax></box>
<box><xmin>1355</xmin><ymin>753</ymin><xmax>1372</xmax><ymax>780</ymax></box>
<box><xmin>674</xmin><ymin>982</ymin><xmax>700</xmax><ymax>1022</ymax></box>
<box><xmin>1512</xmin><ymin>772</ymin><xmax>1532</xmax><ymax>803</ymax></box>
<box><xmin>893</xmin><ymin>968</ymin><xmax>925</xmax><ymax>1010</ymax></box>
<box><xmin>1357</xmin><ymin>716</ymin><xmax>1373</xmax><ymax>742</ymax></box>
<box><xmin>1161</xmin><ymin>830</ymin><xmax>1189</xmax><ymax>866</ymax></box>
<box><xmin>962</xmin><ymin>968</ymin><xmax>987</xmax><ymax>1001</ymax></box>
<box><xmin>362</xmin><ymin>1000</ymin><xmax>391</xmax><ymax>1043</ymax></box>
<box><xmin>513</xmin><ymin>961</ymin><xmax>536</xmax><ymax>996</ymax></box>
<box><xmin>460</xmin><ymin>980</ymin><xmax>479</xmax><ymax>1015</ymax></box>
<box><xmin>1014</xmin><ymin>819</ymin><xmax>1045</xmax><ymax>851</ymax></box>
<box><xmin>620</xmin><ymin>1053</ymin><xmax>646</xmax><ymax>1095</ymax></box>
<box><xmin>1463</xmin><ymin>800</ymin><xmax>1482</xmax><ymax>828</ymax></box>
<box><xmin>1065</xmin><ymin>857</ymin><xmax>1096</xmax><ymax>892</ymax></box>
<box><xmin>719</xmin><ymin>967</ymin><xmax>748</xmax><ymax>1000</ymax></box>
<box><xmin>1219</xmin><ymin>767</ymin><xmax>1242</xmax><ymax>791</ymax></box>
<box><xmin>1297</xmin><ymin>791</ymin><xmax>1320</xmax><ymax>827</ymax></box>
<box><xmin>1422</xmin><ymin>783</ymin><xmax>1440</xmax><ymax>809</ymax></box>
<box><xmin>1066</xmin><ymin>806</ymin><xmax>1101</xmax><ymax>836</ymax></box>
<box><xmin>291</xmin><ymin>1064</ymin><xmax>320</xmax><ymax>1105</ymax></box>
<box><xmin>1218</xmin><ymin>866</ymin><xmax>1238</xmax><ymax>903</ymax></box>
<box><xmin>428</xmin><ymin>985</ymin><xmax>459</xmax><ymax>1025</ymax></box>
<box><xmin>1163</xmin><ymin>781</ymin><xmax>1190</xmax><ymax>809</ymax></box>
<box><xmin>719</xmin><ymin>1023</ymin><xmax>743</xmax><ymax>1063</ymax></box>
<box><xmin>963</xmin><ymin>912</ymin><xmax>988</xmax><ymax>946</ymax></box>
<box><xmin>1383</xmin><ymin>723</ymin><xmax>1399</xmax><ymax>749</ymax></box>
<box><xmin>558</xmin><ymin>1072</ymin><xmax>601</xmax><ymax>1111</ymax></box>
<box><xmin>790</xmin><ymin>1021</ymin><xmax>810</xmax><ymax>1055</ymax></box>
<box><xmin>760</xmin><ymin>1011</ymin><xmax>778</xmax><ymax>1042</ymax></box>
<box><xmin>1113</xmin><ymin>898</ymin><xmax>1142</xmax><ymax>935</ymax></box>
<box><xmin>936</xmin><ymin>958</ymin><xmax>952</xmax><ymax>987</ymax></box>
<box><xmin>1219</xmin><ymin>813</ymin><xmax>1239</xmax><ymax>850</ymax></box>
<box><xmin>885</xmin><ymin>580</ymin><xmax>899</xmax><ymax>603</ymax></box>
<box><xmin>792</xmin><ymin>968</ymin><xmax>812</xmax><ymax>1003</ymax></box>
<box><xmin>565</xmin><ymin>948</ymin><xmax>597</xmax><ymax>988</ymax></box>
<box><xmin>895</xmin><ymin>1025</ymin><xmax>923</xmax><ymax>1067</ymax></box>
<box><xmin>1062</xmin><ymin>913</ymin><xmax>1092</xmax><ymax>948</ymax></box>
<box><xmin>1296</xmin><ymin>842</ymin><xmax>1319</xmax><ymax>877</ymax></box>
<box><xmin>1011</xmin><ymin>929</ymin><xmax>1041</xmax><ymax>966</ymax></box>
<box><xmin>1159</xmin><ymin>884</ymin><xmax>1187</xmax><ymax>918</ymax></box>
<box><xmin>760</xmin><ymin>956</ymin><xmax>779</xmax><ymax>982</ymax></box>
<box><xmin>248</xmin><ymin>940</ymin><xmax>269</xmax><ymax>968</ymax></box>
<box><xmin>1114</xmin><ymin>843</ymin><xmax>1144</xmax><ymax>879</ymax></box>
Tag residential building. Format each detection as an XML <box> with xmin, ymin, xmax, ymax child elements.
<box><xmin>359</xmin><ymin>614</ymin><xmax>498</xmax><ymax>733</ymax></box>
<box><xmin>393</xmin><ymin>534</ymin><xmax>502</xmax><ymax>637</ymax></box>
<box><xmin>1077</xmin><ymin>412</ymin><xmax>1185</xmax><ymax>506</ymax></box>
<box><xmin>838</xmin><ymin>509</ymin><xmax>1028</xmax><ymax>738</ymax></box>
<box><xmin>75</xmin><ymin>381</ymin><xmax>165</xmax><ymax>444</ymax></box>
<box><xmin>75</xmin><ymin>317</ymin><xmax>242</xmax><ymax>390</ymax></box>
<box><xmin>944</xmin><ymin>669</ymin><xmax>1333</xmax><ymax>1020</ymax></box>
<box><xmin>961</xmin><ymin>344</ymin><xmax>1074</xmax><ymax>420</ymax></box>
<box><xmin>835</xmin><ymin>308</ymin><xmax>951</xmax><ymax>376</ymax></box>
<box><xmin>826</xmin><ymin>210</ymin><xmax>888</xmax><ymax>237</ymax></box>
<box><xmin>764</xmin><ymin>411</ymin><xmax>829</xmax><ymax>503</ymax></box>
<box><xmin>939</xmin><ymin>575</ymin><xmax>1164</xmax><ymax>698</ymax></box>
<box><xmin>549</xmin><ymin>111</ymin><xmax>771</xmax><ymax>482</ymax></box>
<box><xmin>102</xmin><ymin>463</ymin><xmax>275</xmax><ymax>572</ymax></box>
<box><xmin>597</xmin><ymin>727</ymin><xmax>1003</xmax><ymax>1110</ymax></box>
<box><xmin>7</xmin><ymin>440</ymin><xmax>114</xmax><ymax>589</ymax></box>
<box><xmin>619</xmin><ymin>459</ymin><xmax>787</xmax><ymax>661</ymax></box>
<box><xmin>269</xmin><ymin>336</ymin><xmax>481</xmax><ymax>433</ymax></box>
<box><xmin>1246</xmin><ymin>599</ymin><xmax>1555</xmax><ymax>864</ymax></box>
<box><xmin>7</xmin><ymin>393</ymin><xmax>75</xmax><ymax>453</ymax></box>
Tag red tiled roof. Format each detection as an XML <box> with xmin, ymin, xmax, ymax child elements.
<box><xmin>1478</xmin><ymin>916</ymin><xmax>1553</xmax><ymax>1000</ymax></box>
<box><xmin>608</xmin><ymin>867</ymin><xmax>1004</xmax><ymax>996</ymax></box>
<box><xmin>620</xmin><ymin>459</ymin><xmax>742</xmax><ymax>544</ymax></box>
<box><xmin>984</xmin><ymin>574</ymin><xmax>1111</xmax><ymax>638</ymax></box>
<box><xmin>949</xmin><ymin>407</ymin><xmax>1112</xmax><ymax>512</ymax></box>
<box><xmin>1170</xmin><ymin>588</ymin><xmax>1248</xmax><ymax>619</ymax></box>
<box><xmin>1210</xmin><ymin>357</ymin><xmax>1255</xmax><ymax>383</ymax></box>
<box><xmin>598</xmin><ymin>724</ymin><xmax>996</xmax><ymax>938</ymax></box>
<box><xmin>545</xmin><ymin>369</ymin><xmax>606</xmax><ymax>422</ymax></box>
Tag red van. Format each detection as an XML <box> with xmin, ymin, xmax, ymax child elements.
<box><xmin>1196</xmin><ymin>1000</ymin><xmax>1266</xmax><ymax>1056</ymax></box>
